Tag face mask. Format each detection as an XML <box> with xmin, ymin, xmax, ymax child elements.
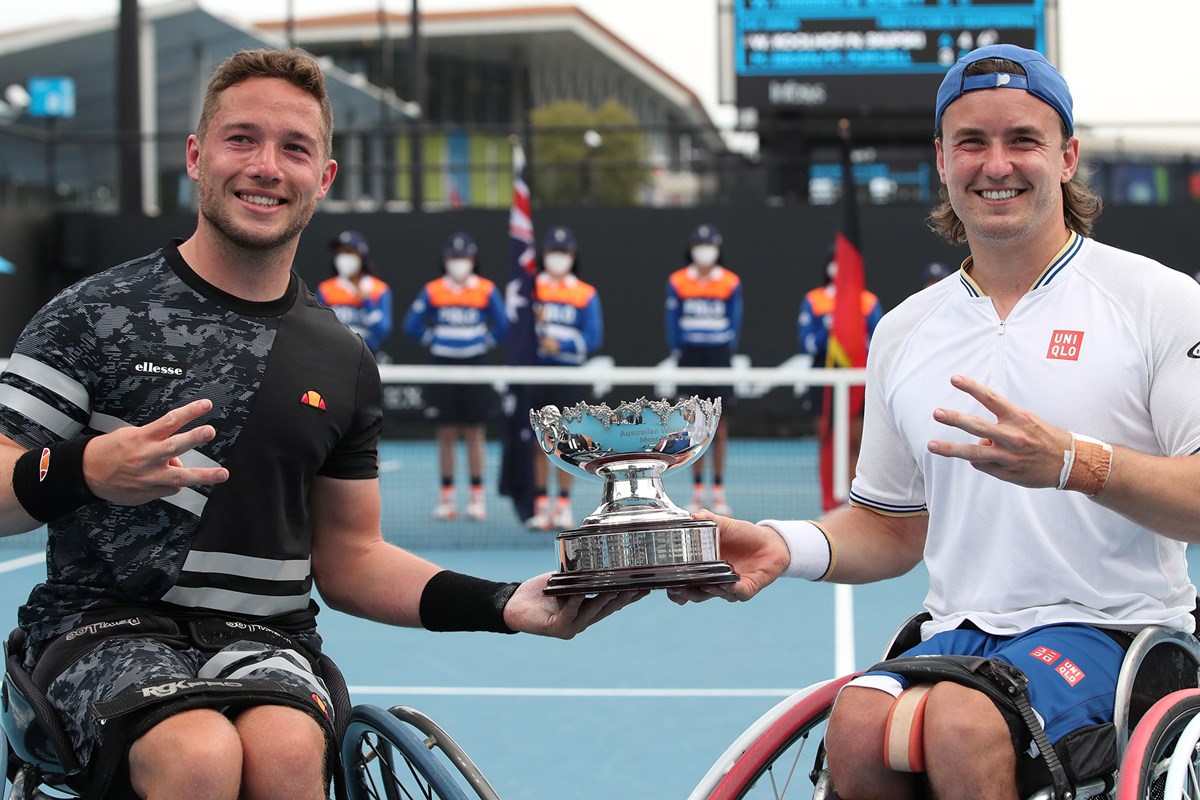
<box><xmin>334</xmin><ymin>253</ymin><xmax>361</xmax><ymax>279</ymax></box>
<box><xmin>544</xmin><ymin>251</ymin><xmax>574</xmax><ymax>277</ymax></box>
<box><xmin>445</xmin><ymin>258</ymin><xmax>474</xmax><ymax>282</ymax></box>
<box><xmin>691</xmin><ymin>245</ymin><xmax>719</xmax><ymax>268</ymax></box>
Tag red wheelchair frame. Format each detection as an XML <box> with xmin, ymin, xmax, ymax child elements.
<box><xmin>689</xmin><ymin>615</ymin><xmax>1200</xmax><ymax>800</ymax></box>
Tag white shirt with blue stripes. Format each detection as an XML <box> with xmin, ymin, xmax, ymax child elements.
<box><xmin>851</xmin><ymin>232</ymin><xmax>1200</xmax><ymax>637</ymax></box>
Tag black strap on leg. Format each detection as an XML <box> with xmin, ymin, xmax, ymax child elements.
<box><xmin>17</xmin><ymin>617</ymin><xmax>336</xmax><ymax>800</ymax></box>
<box><xmin>975</xmin><ymin>659</ymin><xmax>1074</xmax><ymax>800</ymax></box>
<box><xmin>870</xmin><ymin>655</ymin><xmax>1074</xmax><ymax>800</ymax></box>
<box><xmin>86</xmin><ymin>677</ymin><xmax>336</xmax><ymax>799</ymax></box>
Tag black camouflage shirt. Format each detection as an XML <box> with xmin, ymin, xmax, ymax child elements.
<box><xmin>0</xmin><ymin>242</ymin><xmax>383</xmax><ymax>655</ymax></box>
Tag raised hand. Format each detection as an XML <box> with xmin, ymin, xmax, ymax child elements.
<box><xmin>82</xmin><ymin>398</ymin><xmax>230</xmax><ymax>504</ymax></box>
<box><xmin>927</xmin><ymin>374</ymin><xmax>1071</xmax><ymax>489</ymax></box>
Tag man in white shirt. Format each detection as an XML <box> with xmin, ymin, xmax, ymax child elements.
<box><xmin>671</xmin><ymin>44</ymin><xmax>1200</xmax><ymax>799</ymax></box>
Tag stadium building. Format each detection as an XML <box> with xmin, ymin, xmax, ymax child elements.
<box><xmin>258</xmin><ymin>4</ymin><xmax>728</xmax><ymax>209</ymax></box>
<box><xmin>0</xmin><ymin>1</ymin><xmax>727</xmax><ymax>214</ymax></box>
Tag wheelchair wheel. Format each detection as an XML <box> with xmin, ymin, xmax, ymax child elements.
<box><xmin>341</xmin><ymin>705</ymin><xmax>474</xmax><ymax>800</ymax></box>
<box><xmin>695</xmin><ymin>675</ymin><xmax>856</xmax><ymax>800</ymax></box>
<box><xmin>1117</xmin><ymin>689</ymin><xmax>1200</xmax><ymax>800</ymax></box>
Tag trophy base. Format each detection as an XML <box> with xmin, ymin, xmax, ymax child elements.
<box><xmin>542</xmin><ymin>519</ymin><xmax>739</xmax><ymax>596</ymax></box>
<box><xmin>544</xmin><ymin>562</ymin><xmax>738</xmax><ymax>596</ymax></box>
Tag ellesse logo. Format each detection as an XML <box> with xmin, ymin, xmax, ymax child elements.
<box><xmin>133</xmin><ymin>360</ymin><xmax>185</xmax><ymax>376</ymax></box>
<box><xmin>299</xmin><ymin>390</ymin><xmax>327</xmax><ymax>411</ymax></box>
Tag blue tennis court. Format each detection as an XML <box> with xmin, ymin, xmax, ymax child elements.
<box><xmin>1</xmin><ymin>545</ymin><xmax>928</xmax><ymax>799</ymax></box>
<box><xmin>6</xmin><ymin>428</ymin><xmax>1199</xmax><ymax>799</ymax></box>
<box><xmin>7</xmin><ymin>547</ymin><xmax>1200</xmax><ymax>798</ymax></box>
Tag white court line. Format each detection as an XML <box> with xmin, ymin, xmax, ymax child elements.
<box><xmin>0</xmin><ymin>552</ymin><xmax>45</xmax><ymax>573</ymax></box>
<box><xmin>350</xmin><ymin>686</ymin><xmax>795</xmax><ymax>698</ymax></box>
<box><xmin>1</xmin><ymin>550</ymin><xmax>795</xmax><ymax>701</ymax></box>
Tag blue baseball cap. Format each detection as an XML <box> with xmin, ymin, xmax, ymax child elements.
<box><xmin>333</xmin><ymin>230</ymin><xmax>369</xmax><ymax>259</ymax></box>
<box><xmin>690</xmin><ymin>224</ymin><xmax>723</xmax><ymax>247</ymax></box>
<box><xmin>543</xmin><ymin>225</ymin><xmax>577</xmax><ymax>252</ymax></box>
<box><xmin>935</xmin><ymin>44</ymin><xmax>1073</xmax><ymax>135</ymax></box>
<box><xmin>442</xmin><ymin>232</ymin><xmax>478</xmax><ymax>259</ymax></box>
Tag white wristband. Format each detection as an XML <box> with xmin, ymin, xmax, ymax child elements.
<box><xmin>760</xmin><ymin>519</ymin><xmax>834</xmax><ymax>581</ymax></box>
<box><xmin>1057</xmin><ymin>444</ymin><xmax>1076</xmax><ymax>490</ymax></box>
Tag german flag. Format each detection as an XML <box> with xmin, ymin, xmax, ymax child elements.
<box><xmin>819</xmin><ymin>120</ymin><xmax>869</xmax><ymax>511</ymax></box>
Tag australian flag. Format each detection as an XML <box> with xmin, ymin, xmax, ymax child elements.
<box><xmin>498</xmin><ymin>139</ymin><xmax>539</xmax><ymax>522</ymax></box>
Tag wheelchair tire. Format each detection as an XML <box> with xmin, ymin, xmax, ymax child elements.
<box><xmin>705</xmin><ymin>674</ymin><xmax>856</xmax><ymax>800</ymax></box>
<box><xmin>341</xmin><ymin>705</ymin><xmax>471</xmax><ymax>800</ymax></box>
<box><xmin>1117</xmin><ymin>689</ymin><xmax>1200</xmax><ymax>800</ymax></box>
<box><xmin>385</xmin><ymin>707</ymin><xmax>501</xmax><ymax>800</ymax></box>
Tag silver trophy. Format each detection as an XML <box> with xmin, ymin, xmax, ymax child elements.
<box><xmin>529</xmin><ymin>396</ymin><xmax>739</xmax><ymax>596</ymax></box>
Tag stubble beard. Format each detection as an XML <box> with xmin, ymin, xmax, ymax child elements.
<box><xmin>196</xmin><ymin>167</ymin><xmax>319</xmax><ymax>253</ymax></box>
<box><xmin>957</xmin><ymin>186</ymin><xmax>1057</xmax><ymax>246</ymax></box>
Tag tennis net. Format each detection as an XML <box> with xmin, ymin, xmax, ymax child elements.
<box><xmin>371</xmin><ymin>360</ymin><xmax>863</xmax><ymax>550</ymax></box>
<box><xmin>0</xmin><ymin>360</ymin><xmax>866</xmax><ymax>554</ymax></box>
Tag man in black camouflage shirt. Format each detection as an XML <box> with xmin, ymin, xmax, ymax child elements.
<box><xmin>0</xmin><ymin>48</ymin><xmax>640</xmax><ymax>800</ymax></box>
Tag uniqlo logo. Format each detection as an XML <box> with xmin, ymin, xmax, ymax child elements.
<box><xmin>1056</xmin><ymin>660</ymin><xmax>1085</xmax><ymax>686</ymax></box>
<box><xmin>1030</xmin><ymin>646</ymin><xmax>1061</xmax><ymax>665</ymax></box>
<box><xmin>1047</xmin><ymin>330</ymin><xmax>1084</xmax><ymax>361</ymax></box>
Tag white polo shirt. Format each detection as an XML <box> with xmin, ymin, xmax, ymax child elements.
<box><xmin>852</xmin><ymin>233</ymin><xmax>1200</xmax><ymax>636</ymax></box>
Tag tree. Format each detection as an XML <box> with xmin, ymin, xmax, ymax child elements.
<box><xmin>529</xmin><ymin>99</ymin><xmax>650</xmax><ymax>207</ymax></box>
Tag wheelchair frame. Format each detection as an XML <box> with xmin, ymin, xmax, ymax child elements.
<box><xmin>8</xmin><ymin>617</ymin><xmax>1200</xmax><ymax>800</ymax></box>
<box><xmin>2</xmin><ymin>628</ymin><xmax>500</xmax><ymax>800</ymax></box>
<box><xmin>688</xmin><ymin>617</ymin><xmax>1200</xmax><ymax>800</ymax></box>
<box><xmin>2</xmin><ymin>702</ymin><xmax>501</xmax><ymax>800</ymax></box>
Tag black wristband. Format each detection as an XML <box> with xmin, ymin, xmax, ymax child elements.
<box><xmin>419</xmin><ymin>570</ymin><xmax>521</xmax><ymax>634</ymax></box>
<box><xmin>11</xmin><ymin>436</ymin><xmax>100</xmax><ymax>523</ymax></box>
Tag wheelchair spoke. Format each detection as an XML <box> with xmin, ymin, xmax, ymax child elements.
<box><xmin>342</xmin><ymin>706</ymin><xmax>471</xmax><ymax>800</ymax></box>
<box><xmin>1179</xmin><ymin>737</ymin><xmax>1200</xmax><ymax>800</ymax></box>
<box><xmin>697</xmin><ymin>677</ymin><xmax>852</xmax><ymax>800</ymax></box>
<box><xmin>355</xmin><ymin>731</ymin><xmax>436</xmax><ymax>800</ymax></box>
<box><xmin>762</xmin><ymin>730</ymin><xmax>808</xmax><ymax>799</ymax></box>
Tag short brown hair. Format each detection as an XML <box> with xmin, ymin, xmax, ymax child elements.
<box><xmin>196</xmin><ymin>48</ymin><xmax>334</xmax><ymax>159</ymax></box>
<box><xmin>929</xmin><ymin>57</ymin><xmax>1102</xmax><ymax>245</ymax></box>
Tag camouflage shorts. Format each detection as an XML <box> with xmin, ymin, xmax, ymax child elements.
<box><xmin>45</xmin><ymin>635</ymin><xmax>332</xmax><ymax>769</ymax></box>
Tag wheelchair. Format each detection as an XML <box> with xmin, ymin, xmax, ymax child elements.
<box><xmin>688</xmin><ymin>613</ymin><xmax>1200</xmax><ymax>800</ymax></box>
<box><xmin>2</xmin><ymin>627</ymin><xmax>501</xmax><ymax>800</ymax></box>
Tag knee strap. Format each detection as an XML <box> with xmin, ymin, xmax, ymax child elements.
<box><xmin>85</xmin><ymin>677</ymin><xmax>336</xmax><ymax>800</ymax></box>
<box><xmin>884</xmin><ymin>683</ymin><xmax>933</xmax><ymax>773</ymax></box>
<box><xmin>870</xmin><ymin>654</ymin><xmax>1073</xmax><ymax>799</ymax></box>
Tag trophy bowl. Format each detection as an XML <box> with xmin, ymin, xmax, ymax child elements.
<box><xmin>529</xmin><ymin>396</ymin><xmax>739</xmax><ymax>596</ymax></box>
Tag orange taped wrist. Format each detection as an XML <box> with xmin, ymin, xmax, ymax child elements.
<box><xmin>1058</xmin><ymin>433</ymin><xmax>1113</xmax><ymax>496</ymax></box>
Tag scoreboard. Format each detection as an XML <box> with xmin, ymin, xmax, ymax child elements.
<box><xmin>734</xmin><ymin>0</ymin><xmax>1047</xmax><ymax>115</ymax></box>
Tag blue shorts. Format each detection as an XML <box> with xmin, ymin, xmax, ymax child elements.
<box><xmin>853</xmin><ymin>622</ymin><xmax>1127</xmax><ymax>744</ymax></box>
